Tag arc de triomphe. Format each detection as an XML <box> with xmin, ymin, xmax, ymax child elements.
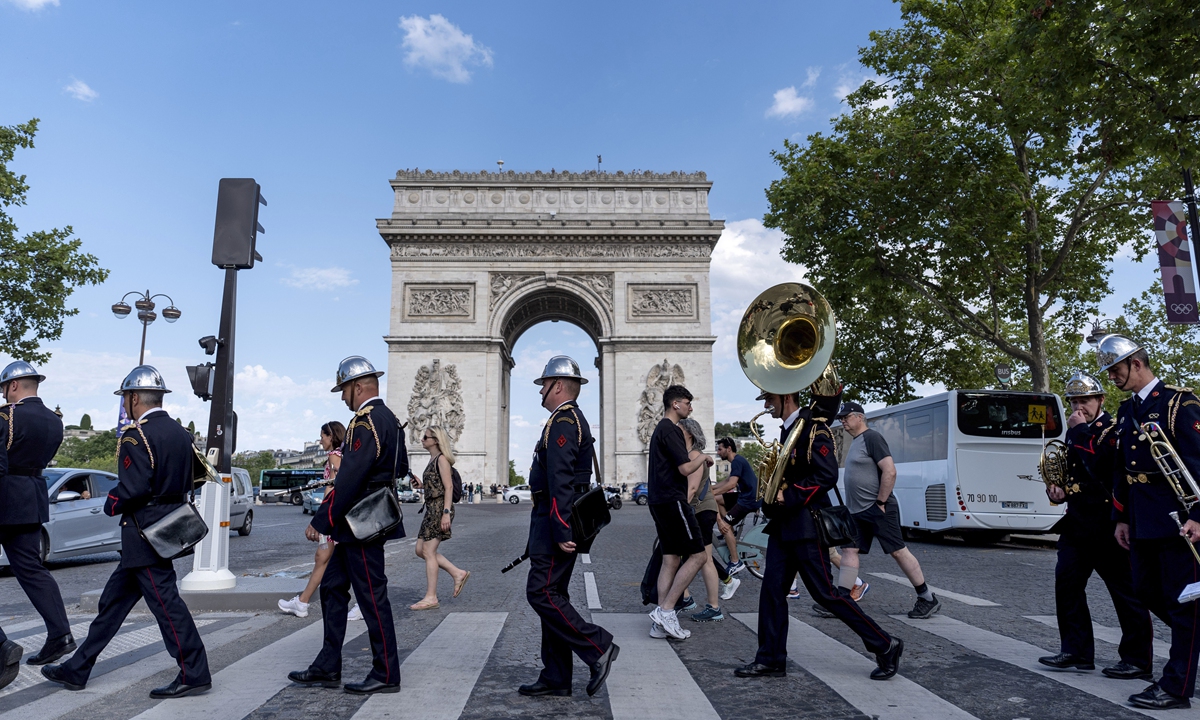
<box><xmin>377</xmin><ymin>169</ymin><xmax>722</xmax><ymax>488</ymax></box>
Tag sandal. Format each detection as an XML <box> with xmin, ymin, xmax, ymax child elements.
<box><xmin>410</xmin><ymin>599</ymin><xmax>440</xmax><ymax>611</ymax></box>
<box><xmin>453</xmin><ymin>571</ymin><xmax>471</xmax><ymax>598</ymax></box>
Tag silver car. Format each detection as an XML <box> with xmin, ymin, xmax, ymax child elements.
<box><xmin>196</xmin><ymin>466</ymin><xmax>254</xmax><ymax>535</ymax></box>
<box><xmin>0</xmin><ymin>468</ymin><xmax>123</xmax><ymax>565</ymax></box>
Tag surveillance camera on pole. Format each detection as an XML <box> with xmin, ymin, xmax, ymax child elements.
<box><xmin>183</xmin><ymin>178</ymin><xmax>266</xmax><ymax>593</ymax></box>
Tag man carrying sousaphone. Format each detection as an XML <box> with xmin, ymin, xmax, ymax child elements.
<box><xmin>733</xmin><ymin>282</ymin><xmax>902</xmax><ymax>681</ymax></box>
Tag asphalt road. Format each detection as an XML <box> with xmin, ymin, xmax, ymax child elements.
<box><xmin>0</xmin><ymin>498</ymin><xmax>1184</xmax><ymax>719</ymax></box>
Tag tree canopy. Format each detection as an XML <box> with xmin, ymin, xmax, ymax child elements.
<box><xmin>54</xmin><ymin>430</ymin><xmax>118</xmax><ymax>473</ymax></box>
<box><xmin>765</xmin><ymin>0</ymin><xmax>1196</xmax><ymax>401</ymax></box>
<box><xmin>1</xmin><ymin>119</ymin><xmax>109</xmax><ymax>364</ymax></box>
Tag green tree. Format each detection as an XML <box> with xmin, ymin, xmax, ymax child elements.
<box><xmin>1</xmin><ymin>119</ymin><xmax>109</xmax><ymax>364</ymax></box>
<box><xmin>54</xmin><ymin>430</ymin><xmax>118</xmax><ymax>473</ymax></box>
<box><xmin>714</xmin><ymin>421</ymin><xmax>764</xmax><ymax>439</ymax></box>
<box><xmin>232</xmin><ymin>450</ymin><xmax>277</xmax><ymax>486</ymax></box>
<box><xmin>79</xmin><ymin>413</ymin><xmax>92</xmax><ymax>430</ymax></box>
<box><xmin>508</xmin><ymin>459</ymin><xmax>525</xmax><ymax>486</ymax></box>
<box><xmin>765</xmin><ymin>0</ymin><xmax>1182</xmax><ymax>397</ymax></box>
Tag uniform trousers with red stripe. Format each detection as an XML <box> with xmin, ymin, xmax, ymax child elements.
<box><xmin>526</xmin><ymin>550</ymin><xmax>613</xmax><ymax>689</ymax></box>
<box><xmin>756</xmin><ymin>534</ymin><xmax>892</xmax><ymax>668</ymax></box>
<box><xmin>312</xmin><ymin>541</ymin><xmax>399</xmax><ymax>684</ymax></box>
<box><xmin>1131</xmin><ymin>538</ymin><xmax>1200</xmax><ymax>698</ymax></box>
<box><xmin>59</xmin><ymin>560</ymin><xmax>210</xmax><ymax>686</ymax></box>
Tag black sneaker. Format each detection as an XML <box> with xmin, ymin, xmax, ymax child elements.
<box><xmin>908</xmin><ymin>594</ymin><xmax>941</xmax><ymax>619</ymax></box>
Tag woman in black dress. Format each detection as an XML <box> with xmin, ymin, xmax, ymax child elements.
<box><xmin>410</xmin><ymin>425</ymin><xmax>470</xmax><ymax>610</ymax></box>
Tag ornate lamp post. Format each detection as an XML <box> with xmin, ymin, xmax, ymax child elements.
<box><xmin>112</xmin><ymin>290</ymin><xmax>182</xmax><ymax>364</ymax></box>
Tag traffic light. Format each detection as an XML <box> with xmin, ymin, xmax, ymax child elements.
<box><xmin>187</xmin><ymin>362</ymin><xmax>215</xmax><ymax>401</ymax></box>
<box><xmin>212</xmin><ymin>178</ymin><xmax>266</xmax><ymax>269</ymax></box>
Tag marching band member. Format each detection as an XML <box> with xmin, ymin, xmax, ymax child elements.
<box><xmin>1100</xmin><ymin>335</ymin><xmax>1200</xmax><ymax>710</ymax></box>
<box><xmin>1038</xmin><ymin>371</ymin><xmax>1152</xmax><ymax>679</ymax></box>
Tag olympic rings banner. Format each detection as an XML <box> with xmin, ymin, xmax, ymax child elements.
<box><xmin>1152</xmin><ymin>200</ymin><xmax>1200</xmax><ymax>324</ymax></box>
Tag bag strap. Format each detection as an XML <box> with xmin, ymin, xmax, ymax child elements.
<box><xmin>831</xmin><ymin>484</ymin><xmax>846</xmax><ymax>506</ymax></box>
<box><xmin>591</xmin><ymin>449</ymin><xmax>601</xmax><ymax>486</ymax></box>
<box><xmin>391</xmin><ymin>419</ymin><xmax>403</xmax><ymax>491</ymax></box>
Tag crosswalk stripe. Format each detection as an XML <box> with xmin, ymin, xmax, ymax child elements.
<box><xmin>1024</xmin><ymin>615</ymin><xmax>1170</xmax><ymax>660</ymax></box>
<box><xmin>581</xmin><ymin>553</ymin><xmax>592</xmax><ymax>564</ymax></box>
<box><xmin>0</xmin><ymin>620</ymin><xmax>118</xmax><ymax>696</ymax></box>
<box><xmin>584</xmin><ymin>572</ymin><xmax>602</xmax><ymax>609</ymax></box>
<box><xmin>130</xmin><ymin>619</ymin><xmax>367</xmax><ymax>720</ymax></box>
<box><xmin>867</xmin><ymin>573</ymin><xmax>1000</xmax><ymax>606</ymax></box>
<box><xmin>892</xmin><ymin>614</ymin><xmax>1185</xmax><ymax>718</ymax></box>
<box><xmin>1</xmin><ymin>619</ymin><xmax>56</xmax><ymax>637</ymax></box>
<box><xmin>733</xmin><ymin>613</ymin><xmax>980</xmax><ymax>720</ymax></box>
<box><xmin>1</xmin><ymin>614</ymin><xmax>278</xmax><ymax>720</ymax></box>
<box><xmin>351</xmin><ymin>612</ymin><xmax>507</xmax><ymax>720</ymax></box>
<box><xmin>605</xmin><ymin>613</ymin><xmax>721</xmax><ymax>720</ymax></box>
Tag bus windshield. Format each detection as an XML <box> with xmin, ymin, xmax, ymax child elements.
<box><xmin>956</xmin><ymin>392</ymin><xmax>1061</xmax><ymax>438</ymax></box>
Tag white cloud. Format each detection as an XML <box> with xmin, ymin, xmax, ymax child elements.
<box><xmin>398</xmin><ymin>14</ymin><xmax>493</xmax><ymax>83</ymax></box>
<box><xmin>803</xmin><ymin>66</ymin><xmax>821</xmax><ymax>88</ymax></box>
<box><xmin>766</xmin><ymin>86</ymin><xmax>813</xmax><ymax>118</ymax></box>
<box><xmin>63</xmin><ymin>78</ymin><xmax>98</xmax><ymax>102</ymax></box>
<box><xmin>834</xmin><ymin>73</ymin><xmax>894</xmax><ymax>109</ymax></box>
<box><xmin>281</xmin><ymin>266</ymin><xmax>357</xmax><ymax>291</ymax></box>
<box><xmin>5</xmin><ymin>0</ymin><xmax>59</xmax><ymax>10</ymax></box>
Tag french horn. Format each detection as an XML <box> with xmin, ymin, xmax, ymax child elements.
<box><xmin>737</xmin><ymin>282</ymin><xmax>838</xmax><ymax>505</ymax></box>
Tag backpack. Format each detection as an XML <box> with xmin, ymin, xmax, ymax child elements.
<box><xmin>450</xmin><ymin>467</ymin><xmax>464</xmax><ymax>503</ymax></box>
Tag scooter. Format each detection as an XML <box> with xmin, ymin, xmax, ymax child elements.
<box><xmin>604</xmin><ymin>486</ymin><xmax>623</xmax><ymax>510</ymax></box>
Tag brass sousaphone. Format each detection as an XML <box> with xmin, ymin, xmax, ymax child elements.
<box><xmin>737</xmin><ymin>282</ymin><xmax>838</xmax><ymax>505</ymax></box>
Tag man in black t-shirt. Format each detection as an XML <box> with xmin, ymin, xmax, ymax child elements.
<box><xmin>646</xmin><ymin>385</ymin><xmax>715</xmax><ymax>641</ymax></box>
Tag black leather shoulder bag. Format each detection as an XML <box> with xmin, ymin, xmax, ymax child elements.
<box><xmin>346</xmin><ymin>417</ymin><xmax>404</xmax><ymax>543</ymax></box>
<box><xmin>811</xmin><ymin>485</ymin><xmax>855</xmax><ymax>548</ymax></box>
<box><xmin>568</xmin><ymin>452</ymin><xmax>611</xmax><ymax>553</ymax></box>
<box><xmin>132</xmin><ymin>425</ymin><xmax>209</xmax><ymax>560</ymax></box>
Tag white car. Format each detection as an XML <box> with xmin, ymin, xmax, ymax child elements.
<box><xmin>503</xmin><ymin>485</ymin><xmax>532</xmax><ymax>504</ymax></box>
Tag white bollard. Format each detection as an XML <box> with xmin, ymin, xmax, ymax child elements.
<box><xmin>181</xmin><ymin>473</ymin><xmax>237</xmax><ymax>591</ymax></box>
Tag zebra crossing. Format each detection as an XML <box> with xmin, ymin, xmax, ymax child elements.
<box><xmin>0</xmin><ymin>605</ymin><xmax>1194</xmax><ymax>719</ymax></box>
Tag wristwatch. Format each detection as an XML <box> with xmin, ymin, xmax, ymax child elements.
<box><xmin>442</xmin><ymin>509</ymin><xmax>451</xmax><ymax>515</ymax></box>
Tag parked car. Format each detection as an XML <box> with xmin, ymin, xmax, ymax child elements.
<box><xmin>398</xmin><ymin>489</ymin><xmax>422</xmax><ymax>504</ymax></box>
<box><xmin>0</xmin><ymin>468</ymin><xmax>122</xmax><ymax>565</ymax></box>
<box><xmin>503</xmin><ymin>484</ymin><xmax>532</xmax><ymax>504</ymax></box>
<box><xmin>632</xmin><ymin>482</ymin><xmax>649</xmax><ymax>505</ymax></box>
<box><xmin>302</xmin><ymin>488</ymin><xmax>325</xmax><ymax>515</ymax></box>
<box><xmin>196</xmin><ymin>466</ymin><xmax>254</xmax><ymax>535</ymax></box>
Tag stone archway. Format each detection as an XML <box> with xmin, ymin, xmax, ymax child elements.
<box><xmin>378</xmin><ymin>168</ymin><xmax>722</xmax><ymax>488</ymax></box>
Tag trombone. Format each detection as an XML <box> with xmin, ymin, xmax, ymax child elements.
<box><xmin>1140</xmin><ymin>421</ymin><xmax>1200</xmax><ymax>567</ymax></box>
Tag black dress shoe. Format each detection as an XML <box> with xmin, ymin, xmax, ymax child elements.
<box><xmin>288</xmin><ymin>668</ymin><xmax>342</xmax><ymax>688</ymax></box>
<box><xmin>27</xmin><ymin>634</ymin><xmax>75</xmax><ymax>666</ymax></box>
<box><xmin>149</xmin><ymin>679</ymin><xmax>212</xmax><ymax>698</ymax></box>
<box><xmin>518</xmin><ymin>680</ymin><xmax>572</xmax><ymax>697</ymax></box>
<box><xmin>40</xmin><ymin>664</ymin><xmax>85</xmax><ymax>692</ymax></box>
<box><xmin>0</xmin><ymin>641</ymin><xmax>23</xmax><ymax>691</ymax></box>
<box><xmin>1129</xmin><ymin>682</ymin><xmax>1191</xmax><ymax>709</ymax></box>
<box><xmin>734</xmin><ymin>662</ymin><xmax>786</xmax><ymax>678</ymax></box>
<box><xmin>1102</xmin><ymin>661</ymin><xmax>1153</xmax><ymax>680</ymax></box>
<box><xmin>344</xmin><ymin>678</ymin><xmax>400</xmax><ymax>695</ymax></box>
<box><xmin>1038</xmin><ymin>652</ymin><xmax>1095</xmax><ymax>671</ymax></box>
<box><xmin>871</xmin><ymin>638</ymin><xmax>904</xmax><ymax>680</ymax></box>
<box><xmin>587</xmin><ymin>643</ymin><xmax>619</xmax><ymax>696</ymax></box>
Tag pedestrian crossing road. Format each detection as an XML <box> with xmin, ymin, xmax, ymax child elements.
<box><xmin>0</xmin><ymin>504</ymin><xmax>1194</xmax><ymax>719</ymax></box>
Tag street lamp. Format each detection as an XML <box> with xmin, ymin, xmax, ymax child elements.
<box><xmin>112</xmin><ymin>290</ymin><xmax>182</xmax><ymax>364</ymax></box>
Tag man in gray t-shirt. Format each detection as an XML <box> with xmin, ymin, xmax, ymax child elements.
<box><xmin>836</xmin><ymin>402</ymin><xmax>940</xmax><ymax>620</ymax></box>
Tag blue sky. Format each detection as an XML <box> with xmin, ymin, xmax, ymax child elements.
<box><xmin>1</xmin><ymin>0</ymin><xmax>1163</xmax><ymax>455</ymax></box>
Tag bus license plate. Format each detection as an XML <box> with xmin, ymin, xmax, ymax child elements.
<box><xmin>1001</xmin><ymin>501</ymin><xmax>1029</xmax><ymax>509</ymax></box>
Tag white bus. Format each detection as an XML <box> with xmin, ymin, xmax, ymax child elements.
<box><xmin>835</xmin><ymin>390</ymin><xmax>1067</xmax><ymax>541</ymax></box>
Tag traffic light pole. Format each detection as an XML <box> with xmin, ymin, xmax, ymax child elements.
<box><xmin>206</xmin><ymin>268</ymin><xmax>238</xmax><ymax>473</ymax></box>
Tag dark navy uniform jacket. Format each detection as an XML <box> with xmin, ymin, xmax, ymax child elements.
<box><xmin>311</xmin><ymin>399</ymin><xmax>408</xmax><ymax>544</ymax></box>
<box><xmin>0</xmin><ymin>397</ymin><xmax>64</xmax><ymax>526</ymax></box>
<box><xmin>1112</xmin><ymin>381</ymin><xmax>1200</xmax><ymax>539</ymax></box>
<box><xmin>106</xmin><ymin>410</ymin><xmax>196</xmax><ymax>568</ymax></box>
<box><xmin>1061</xmin><ymin>411</ymin><xmax>1118</xmax><ymax>527</ymax></box>
<box><xmin>761</xmin><ymin>402</ymin><xmax>840</xmax><ymax>542</ymax></box>
<box><xmin>527</xmin><ymin>401</ymin><xmax>594</xmax><ymax>556</ymax></box>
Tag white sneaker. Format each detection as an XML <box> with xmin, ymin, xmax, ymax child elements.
<box><xmin>651</xmin><ymin>607</ymin><xmax>689</xmax><ymax>640</ymax></box>
<box><xmin>278</xmin><ymin>595</ymin><xmax>309</xmax><ymax>618</ymax></box>
<box><xmin>720</xmin><ymin>577</ymin><xmax>742</xmax><ymax>601</ymax></box>
<box><xmin>347</xmin><ymin>604</ymin><xmax>363</xmax><ymax>621</ymax></box>
<box><xmin>649</xmin><ymin>621</ymin><xmax>668</xmax><ymax>639</ymax></box>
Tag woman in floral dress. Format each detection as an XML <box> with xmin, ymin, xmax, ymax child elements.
<box><xmin>410</xmin><ymin>425</ymin><xmax>470</xmax><ymax>610</ymax></box>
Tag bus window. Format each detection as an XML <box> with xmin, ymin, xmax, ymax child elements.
<box><xmin>905</xmin><ymin>411</ymin><xmax>934</xmax><ymax>462</ymax></box>
<box><xmin>932</xmin><ymin>405</ymin><xmax>949</xmax><ymax>460</ymax></box>
<box><xmin>870</xmin><ymin>413</ymin><xmax>904</xmax><ymax>461</ymax></box>
<box><xmin>956</xmin><ymin>393</ymin><xmax>1063</xmax><ymax>439</ymax></box>
<box><xmin>832</xmin><ymin>425</ymin><xmax>852</xmax><ymax>468</ymax></box>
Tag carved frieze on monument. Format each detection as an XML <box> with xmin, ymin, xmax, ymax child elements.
<box><xmin>627</xmin><ymin>284</ymin><xmax>698</xmax><ymax>321</ymax></box>
<box><xmin>564</xmin><ymin>274</ymin><xmax>614</xmax><ymax>310</ymax></box>
<box><xmin>403</xmin><ymin>284</ymin><xmax>475</xmax><ymax>321</ymax></box>
<box><xmin>636</xmin><ymin>359</ymin><xmax>687</xmax><ymax>446</ymax></box>
<box><xmin>407</xmin><ymin>360</ymin><xmax>465</xmax><ymax>448</ymax></box>
<box><xmin>489</xmin><ymin>273</ymin><xmax>539</xmax><ymax>309</ymax></box>
<box><xmin>392</xmin><ymin>244</ymin><xmax>712</xmax><ymax>259</ymax></box>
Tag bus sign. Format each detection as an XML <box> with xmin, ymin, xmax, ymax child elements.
<box><xmin>1028</xmin><ymin>404</ymin><xmax>1048</xmax><ymax>425</ymax></box>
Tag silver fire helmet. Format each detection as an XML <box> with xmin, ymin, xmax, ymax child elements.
<box><xmin>1063</xmin><ymin>370</ymin><xmax>1105</xmax><ymax>398</ymax></box>
<box><xmin>1095</xmin><ymin>334</ymin><xmax>1143</xmax><ymax>373</ymax></box>
<box><xmin>114</xmin><ymin>365</ymin><xmax>171</xmax><ymax>395</ymax></box>
<box><xmin>331</xmin><ymin>356</ymin><xmax>384</xmax><ymax>392</ymax></box>
<box><xmin>0</xmin><ymin>360</ymin><xmax>45</xmax><ymax>385</ymax></box>
<box><xmin>534</xmin><ymin>355</ymin><xmax>588</xmax><ymax>386</ymax></box>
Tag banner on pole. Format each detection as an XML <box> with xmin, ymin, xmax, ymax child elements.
<box><xmin>1152</xmin><ymin>200</ymin><xmax>1200</xmax><ymax>324</ymax></box>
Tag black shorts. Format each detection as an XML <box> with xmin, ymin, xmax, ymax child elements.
<box><xmin>844</xmin><ymin>499</ymin><xmax>906</xmax><ymax>555</ymax></box>
<box><xmin>696</xmin><ymin>510</ymin><xmax>717</xmax><ymax>547</ymax></box>
<box><xmin>725</xmin><ymin>501</ymin><xmax>757</xmax><ymax>526</ymax></box>
<box><xmin>649</xmin><ymin>500</ymin><xmax>705</xmax><ymax>556</ymax></box>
